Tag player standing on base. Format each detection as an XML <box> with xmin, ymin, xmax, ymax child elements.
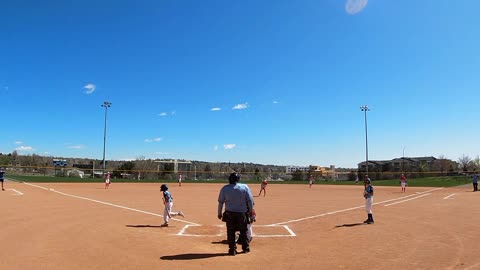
<box><xmin>400</xmin><ymin>173</ymin><xmax>407</xmax><ymax>193</ymax></box>
<box><xmin>363</xmin><ymin>178</ymin><xmax>374</xmax><ymax>224</ymax></box>
<box><xmin>160</xmin><ymin>184</ymin><xmax>185</xmax><ymax>227</ymax></box>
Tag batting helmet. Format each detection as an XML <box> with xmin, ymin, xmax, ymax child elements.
<box><xmin>160</xmin><ymin>184</ymin><xmax>168</xmax><ymax>191</ymax></box>
<box><xmin>228</xmin><ymin>172</ymin><xmax>240</xmax><ymax>184</ymax></box>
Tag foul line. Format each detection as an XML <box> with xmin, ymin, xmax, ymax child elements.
<box><xmin>22</xmin><ymin>182</ymin><xmax>199</xmax><ymax>226</ymax></box>
<box><xmin>463</xmin><ymin>262</ymin><xmax>480</xmax><ymax>270</ymax></box>
<box><xmin>443</xmin><ymin>193</ymin><xmax>456</xmax><ymax>200</ymax></box>
<box><xmin>384</xmin><ymin>193</ymin><xmax>431</xmax><ymax>206</ymax></box>
<box><xmin>272</xmin><ymin>188</ymin><xmax>443</xmax><ymax>226</ymax></box>
<box><xmin>7</xmin><ymin>189</ymin><xmax>23</xmax><ymax>195</ymax></box>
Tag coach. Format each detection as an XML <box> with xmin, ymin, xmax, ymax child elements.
<box><xmin>218</xmin><ymin>172</ymin><xmax>254</xmax><ymax>256</ymax></box>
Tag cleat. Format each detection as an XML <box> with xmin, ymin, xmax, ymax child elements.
<box><xmin>178</xmin><ymin>211</ymin><xmax>185</xmax><ymax>217</ymax></box>
<box><xmin>243</xmin><ymin>247</ymin><xmax>250</xmax><ymax>253</ymax></box>
<box><xmin>228</xmin><ymin>249</ymin><xmax>237</xmax><ymax>256</ymax></box>
<box><xmin>160</xmin><ymin>223</ymin><xmax>169</xmax><ymax>227</ymax></box>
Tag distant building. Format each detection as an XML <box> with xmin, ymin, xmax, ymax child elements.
<box><xmin>286</xmin><ymin>165</ymin><xmax>309</xmax><ymax>174</ymax></box>
<box><xmin>310</xmin><ymin>165</ymin><xmax>339</xmax><ymax>180</ymax></box>
<box><xmin>286</xmin><ymin>165</ymin><xmax>339</xmax><ymax>180</ymax></box>
<box><xmin>358</xmin><ymin>156</ymin><xmax>440</xmax><ymax>173</ymax></box>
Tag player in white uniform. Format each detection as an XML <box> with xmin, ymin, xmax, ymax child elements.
<box><xmin>104</xmin><ymin>172</ymin><xmax>111</xmax><ymax>189</ymax></box>
<box><xmin>363</xmin><ymin>178</ymin><xmax>374</xmax><ymax>224</ymax></box>
<box><xmin>400</xmin><ymin>174</ymin><xmax>407</xmax><ymax>193</ymax></box>
<box><xmin>258</xmin><ymin>178</ymin><xmax>268</xmax><ymax>196</ymax></box>
<box><xmin>160</xmin><ymin>184</ymin><xmax>185</xmax><ymax>226</ymax></box>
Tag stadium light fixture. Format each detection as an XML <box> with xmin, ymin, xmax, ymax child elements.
<box><xmin>101</xmin><ymin>101</ymin><xmax>112</xmax><ymax>173</ymax></box>
<box><xmin>360</xmin><ymin>105</ymin><xmax>370</xmax><ymax>175</ymax></box>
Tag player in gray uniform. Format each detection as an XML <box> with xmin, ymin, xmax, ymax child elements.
<box><xmin>472</xmin><ymin>172</ymin><xmax>479</xmax><ymax>192</ymax></box>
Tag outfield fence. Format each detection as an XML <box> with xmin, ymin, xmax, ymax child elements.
<box><xmin>0</xmin><ymin>164</ymin><xmax>472</xmax><ymax>182</ymax></box>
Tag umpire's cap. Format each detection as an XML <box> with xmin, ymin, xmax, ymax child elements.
<box><xmin>160</xmin><ymin>184</ymin><xmax>168</xmax><ymax>191</ymax></box>
<box><xmin>229</xmin><ymin>172</ymin><xmax>240</xmax><ymax>184</ymax></box>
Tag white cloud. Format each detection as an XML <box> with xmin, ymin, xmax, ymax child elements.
<box><xmin>145</xmin><ymin>137</ymin><xmax>162</xmax><ymax>143</ymax></box>
<box><xmin>155</xmin><ymin>151</ymin><xmax>169</xmax><ymax>155</ymax></box>
<box><xmin>273</xmin><ymin>100</ymin><xmax>279</xmax><ymax>104</ymax></box>
<box><xmin>83</xmin><ymin>83</ymin><xmax>96</xmax><ymax>94</ymax></box>
<box><xmin>232</xmin><ymin>103</ymin><xmax>248</xmax><ymax>110</ymax></box>
<box><xmin>345</xmin><ymin>0</ymin><xmax>368</xmax><ymax>15</ymax></box>
<box><xmin>158</xmin><ymin>111</ymin><xmax>176</xmax><ymax>117</ymax></box>
<box><xmin>211</xmin><ymin>107</ymin><xmax>221</xmax><ymax>111</ymax></box>
<box><xmin>67</xmin><ymin>145</ymin><xmax>84</xmax><ymax>149</ymax></box>
<box><xmin>15</xmin><ymin>141</ymin><xmax>23</xmax><ymax>144</ymax></box>
<box><xmin>16</xmin><ymin>146</ymin><xmax>34</xmax><ymax>151</ymax></box>
<box><xmin>213</xmin><ymin>145</ymin><xmax>219</xmax><ymax>151</ymax></box>
<box><xmin>224</xmin><ymin>144</ymin><xmax>236</xmax><ymax>150</ymax></box>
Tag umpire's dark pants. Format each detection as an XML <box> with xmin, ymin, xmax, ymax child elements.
<box><xmin>224</xmin><ymin>211</ymin><xmax>249</xmax><ymax>252</ymax></box>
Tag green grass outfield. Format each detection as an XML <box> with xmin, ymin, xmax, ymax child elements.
<box><xmin>6</xmin><ymin>175</ymin><xmax>472</xmax><ymax>187</ymax></box>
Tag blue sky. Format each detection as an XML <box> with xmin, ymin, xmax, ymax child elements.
<box><xmin>1</xmin><ymin>0</ymin><xmax>480</xmax><ymax>168</ymax></box>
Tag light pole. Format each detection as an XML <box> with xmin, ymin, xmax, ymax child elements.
<box><xmin>101</xmin><ymin>101</ymin><xmax>112</xmax><ymax>173</ymax></box>
<box><xmin>360</xmin><ymin>105</ymin><xmax>370</xmax><ymax>176</ymax></box>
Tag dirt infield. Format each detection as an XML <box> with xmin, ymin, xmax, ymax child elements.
<box><xmin>1</xmin><ymin>180</ymin><xmax>480</xmax><ymax>270</ymax></box>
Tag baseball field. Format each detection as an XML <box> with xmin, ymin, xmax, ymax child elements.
<box><xmin>1</xmin><ymin>180</ymin><xmax>479</xmax><ymax>270</ymax></box>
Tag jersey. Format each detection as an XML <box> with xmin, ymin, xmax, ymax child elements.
<box><xmin>473</xmin><ymin>174</ymin><xmax>479</xmax><ymax>184</ymax></box>
<box><xmin>163</xmin><ymin>190</ymin><xmax>173</xmax><ymax>203</ymax></box>
<box><xmin>218</xmin><ymin>183</ymin><xmax>254</xmax><ymax>214</ymax></box>
<box><xmin>105</xmin><ymin>173</ymin><xmax>110</xmax><ymax>181</ymax></box>
<box><xmin>0</xmin><ymin>170</ymin><xmax>4</xmax><ymax>180</ymax></box>
<box><xmin>261</xmin><ymin>180</ymin><xmax>268</xmax><ymax>188</ymax></box>
<box><xmin>364</xmin><ymin>185</ymin><xmax>374</xmax><ymax>199</ymax></box>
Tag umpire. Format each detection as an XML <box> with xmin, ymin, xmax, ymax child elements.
<box><xmin>218</xmin><ymin>172</ymin><xmax>254</xmax><ymax>256</ymax></box>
